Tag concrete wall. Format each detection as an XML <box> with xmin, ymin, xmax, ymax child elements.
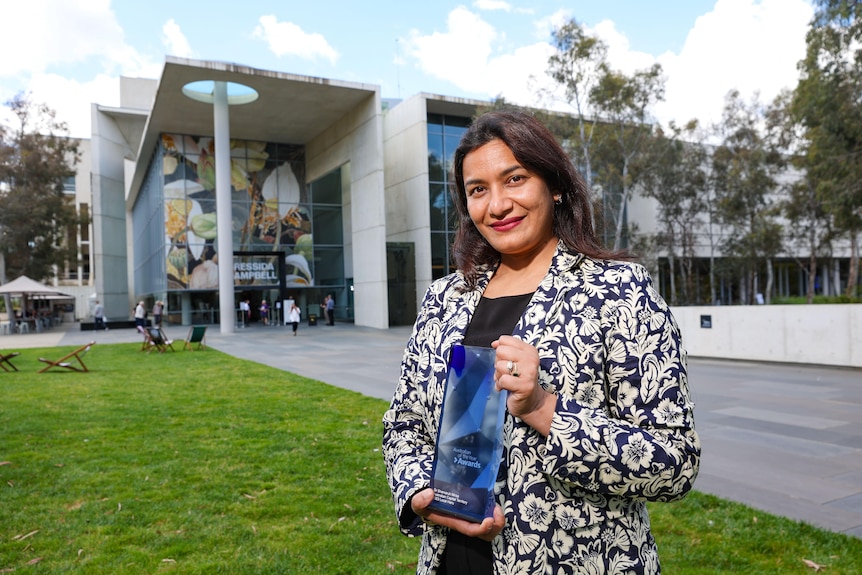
<box><xmin>673</xmin><ymin>304</ymin><xmax>862</xmax><ymax>368</ymax></box>
<box><xmin>382</xmin><ymin>94</ymin><xmax>432</xmax><ymax>309</ymax></box>
<box><xmin>306</xmin><ymin>91</ymin><xmax>388</xmax><ymax>329</ymax></box>
<box><xmin>90</xmin><ymin>104</ymin><xmax>135</xmax><ymax>322</ymax></box>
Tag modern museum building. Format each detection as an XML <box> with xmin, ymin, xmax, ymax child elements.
<box><xmin>89</xmin><ymin>56</ymin><xmax>481</xmax><ymax>332</ymax></box>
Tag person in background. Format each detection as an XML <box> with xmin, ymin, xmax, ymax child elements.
<box><xmin>382</xmin><ymin>110</ymin><xmax>700</xmax><ymax>575</ymax></box>
<box><xmin>238</xmin><ymin>299</ymin><xmax>249</xmax><ymax>327</ymax></box>
<box><xmin>152</xmin><ymin>300</ymin><xmax>164</xmax><ymax>328</ymax></box>
<box><xmin>321</xmin><ymin>294</ymin><xmax>335</xmax><ymax>326</ymax></box>
<box><xmin>259</xmin><ymin>299</ymin><xmax>270</xmax><ymax>325</ymax></box>
<box><xmin>134</xmin><ymin>300</ymin><xmax>146</xmax><ymax>330</ymax></box>
<box><xmin>94</xmin><ymin>299</ymin><xmax>107</xmax><ymax>331</ymax></box>
<box><xmin>287</xmin><ymin>302</ymin><xmax>301</xmax><ymax>336</ymax></box>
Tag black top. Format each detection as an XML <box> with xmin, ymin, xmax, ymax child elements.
<box><xmin>462</xmin><ymin>292</ymin><xmax>534</xmax><ymax>347</ymax></box>
<box><xmin>440</xmin><ymin>292</ymin><xmax>534</xmax><ymax>575</ymax></box>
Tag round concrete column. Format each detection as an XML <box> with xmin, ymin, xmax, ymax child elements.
<box><xmin>182</xmin><ymin>80</ymin><xmax>258</xmax><ymax>334</ymax></box>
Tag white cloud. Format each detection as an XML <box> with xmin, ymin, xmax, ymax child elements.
<box><xmin>0</xmin><ymin>0</ymin><xmax>162</xmax><ymax>138</ymax></box>
<box><xmin>0</xmin><ymin>0</ymin><xmax>126</xmax><ymax>77</ymax></box>
<box><xmin>473</xmin><ymin>0</ymin><xmax>512</xmax><ymax>11</ymax></box>
<box><xmin>405</xmin><ymin>8</ymin><xmax>500</xmax><ymax>93</ymax></box>
<box><xmin>650</xmin><ymin>0</ymin><xmax>814</xmax><ymax>129</ymax></box>
<box><xmin>407</xmin><ymin>1</ymin><xmax>814</xmax><ymax>131</ymax></box>
<box><xmin>162</xmin><ymin>19</ymin><xmax>195</xmax><ymax>59</ymax></box>
<box><xmin>592</xmin><ymin>20</ymin><xmax>658</xmax><ymax>75</ymax></box>
<box><xmin>404</xmin><ymin>8</ymin><xmax>559</xmax><ymax>104</ymax></box>
<box><xmin>253</xmin><ymin>15</ymin><xmax>339</xmax><ymax>65</ymax></box>
<box><xmin>27</xmin><ymin>73</ymin><xmax>121</xmax><ymax>138</ymax></box>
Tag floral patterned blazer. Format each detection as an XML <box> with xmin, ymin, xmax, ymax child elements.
<box><xmin>382</xmin><ymin>244</ymin><xmax>701</xmax><ymax>574</ymax></box>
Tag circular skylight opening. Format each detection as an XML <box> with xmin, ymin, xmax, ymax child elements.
<box><xmin>182</xmin><ymin>80</ymin><xmax>259</xmax><ymax>105</ymax></box>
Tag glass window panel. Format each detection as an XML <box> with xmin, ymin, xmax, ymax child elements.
<box><xmin>311</xmin><ymin>205</ymin><xmax>343</xmax><ymax>245</ymax></box>
<box><xmin>447</xmin><ymin>231</ymin><xmax>456</xmax><ymax>273</ymax></box>
<box><xmin>428</xmin><ymin>135</ymin><xmax>444</xmax><ymax>182</ymax></box>
<box><xmin>444</xmin><ymin>134</ymin><xmax>462</xmax><ymax>176</ymax></box>
<box><xmin>429</xmin><ymin>184</ymin><xmax>447</xmax><ymax>231</ymax></box>
<box><xmin>431</xmin><ymin>232</ymin><xmax>451</xmax><ymax>280</ymax></box>
<box><xmin>427</xmin><ymin>114</ymin><xmax>443</xmax><ymax>133</ymax></box>
<box><xmin>80</xmin><ymin>204</ymin><xmax>89</xmax><ymax>241</ymax></box>
<box><xmin>313</xmin><ymin>247</ymin><xmax>344</xmax><ymax>286</ymax></box>
<box><xmin>310</xmin><ymin>170</ymin><xmax>341</xmax><ymax>204</ymax></box>
<box><xmin>443</xmin><ymin>117</ymin><xmax>470</xmax><ymax>134</ymax></box>
<box><xmin>448</xmin><ymin>193</ymin><xmax>460</xmax><ymax>230</ymax></box>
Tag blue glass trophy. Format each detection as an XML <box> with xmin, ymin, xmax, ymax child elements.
<box><xmin>429</xmin><ymin>345</ymin><xmax>507</xmax><ymax>522</ymax></box>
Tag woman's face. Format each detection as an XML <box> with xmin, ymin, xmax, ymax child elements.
<box><xmin>463</xmin><ymin>139</ymin><xmax>558</xmax><ymax>261</ymax></box>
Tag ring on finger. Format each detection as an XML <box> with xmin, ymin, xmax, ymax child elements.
<box><xmin>506</xmin><ymin>360</ymin><xmax>513</xmax><ymax>375</ymax></box>
<box><xmin>511</xmin><ymin>362</ymin><xmax>520</xmax><ymax>377</ymax></box>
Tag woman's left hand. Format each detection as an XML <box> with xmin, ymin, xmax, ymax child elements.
<box><xmin>492</xmin><ymin>335</ymin><xmax>555</xmax><ymax>436</ymax></box>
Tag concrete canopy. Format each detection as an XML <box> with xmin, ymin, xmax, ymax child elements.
<box><xmin>128</xmin><ymin>56</ymin><xmax>379</xmax><ymax>206</ymax></box>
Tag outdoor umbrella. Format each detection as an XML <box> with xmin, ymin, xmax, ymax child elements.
<box><xmin>0</xmin><ymin>275</ymin><xmax>73</xmax><ymax>298</ymax></box>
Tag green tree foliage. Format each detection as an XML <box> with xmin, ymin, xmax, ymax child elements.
<box><xmin>792</xmin><ymin>0</ymin><xmax>862</xmax><ymax>297</ymax></box>
<box><xmin>546</xmin><ymin>19</ymin><xmax>609</xmax><ymax>190</ymax></box>
<box><xmin>591</xmin><ymin>64</ymin><xmax>665</xmax><ymax>251</ymax></box>
<box><xmin>636</xmin><ymin>121</ymin><xmax>710</xmax><ymax>305</ymax></box>
<box><xmin>0</xmin><ymin>93</ymin><xmax>79</xmax><ymax>282</ymax></box>
<box><xmin>545</xmin><ymin>18</ymin><xmax>666</xmax><ymax>252</ymax></box>
<box><xmin>711</xmin><ymin>90</ymin><xmax>784</xmax><ymax>304</ymax></box>
<box><xmin>770</xmin><ymin>89</ymin><xmax>835</xmax><ymax>304</ymax></box>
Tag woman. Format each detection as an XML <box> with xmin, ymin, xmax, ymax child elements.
<box><xmin>382</xmin><ymin>111</ymin><xmax>700</xmax><ymax>575</ymax></box>
<box><xmin>287</xmin><ymin>302</ymin><xmax>301</xmax><ymax>336</ymax></box>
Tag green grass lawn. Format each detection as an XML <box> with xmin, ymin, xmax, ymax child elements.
<box><xmin>2</xmin><ymin>343</ymin><xmax>861</xmax><ymax>574</ymax></box>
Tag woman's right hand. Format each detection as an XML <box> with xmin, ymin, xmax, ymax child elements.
<box><xmin>410</xmin><ymin>488</ymin><xmax>505</xmax><ymax>542</ymax></box>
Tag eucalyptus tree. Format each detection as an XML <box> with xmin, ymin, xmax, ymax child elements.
<box><xmin>546</xmin><ymin>18</ymin><xmax>609</xmax><ymax>191</ymax></box>
<box><xmin>590</xmin><ymin>63</ymin><xmax>666</xmax><ymax>251</ymax></box>
<box><xmin>710</xmin><ymin>90</ymin><xmax>784</xmax><ymax>304</ymax></box>
<box><xmin>769</xmin><ymin>90</ymin><xmax>836</xmax><ymax>303</ymax></box>
<box><xmin>0</xmin><ymin>93</ymin><xmax>80</xmax><ymax>286</ymax></box>
<box><xmin>792</xmin><ymin>0</ymin><xmax>862</xmax><ymax>297</ymax></box>
<box><xmin>636</xmin><ymin>120</ymin><xmax>710</xmax><ymax>304</ymax></box>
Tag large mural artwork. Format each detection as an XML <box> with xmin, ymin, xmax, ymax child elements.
<box><xmin>161</xmin><ymin>134</ymin><xmax>313</xmax><ymax>290</ymax></box>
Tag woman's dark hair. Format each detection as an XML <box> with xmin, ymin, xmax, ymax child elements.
<box><xmin>450</xmin><ymin>109</ymin><xmax>625</xmax><ymax>287</ymax></box>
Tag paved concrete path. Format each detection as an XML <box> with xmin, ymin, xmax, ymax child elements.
<box><xmin>3</xmin><ymin>320</ymin><xmax>861</xmax><ymax>538</ymax></box>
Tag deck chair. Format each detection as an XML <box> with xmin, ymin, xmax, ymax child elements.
<box><xmin>146</xmin><ymin>327</ymin><xmax>176</xmax><ymax>354</ymax></box>
<box><xmin>138</xmin><ymin>325</ymin><xmax>150</xmax><ymax>351</ymax></box>
<box><xmin>38</xmin><ymin>342</ymin><xmax>96</xmax><ymax>373</ymax></box>
<box><xmin>1</xmin><ymin>351</ymin><xmax>20</xmax><ymax>372</ymax></box>
<box><xmin>183</xmin><ymin>325</ymin><xmax>207</xmax><ymax>351</ymax></box>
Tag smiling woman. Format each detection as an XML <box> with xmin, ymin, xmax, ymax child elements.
<box><xmin>383</xmin><ymin>110</ymin><xmax>701</xmax><ymax>575</ymax></box>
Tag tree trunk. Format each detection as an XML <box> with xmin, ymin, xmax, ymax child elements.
<box><xmin>832</xmin><ymin>259</ymin><xmax>841</xmax><ymax>297</ymax></box>
<box><xmin>0</xmin><ymin>252</ymin><xmax>12</xmax><ymax>322</ymax></box>
<box><xmin>668</xmin><ymin>255</ymin><xmax>677</xmax><ymax>306</ymax></box>
<box><xmin>821</xmin><ymin>262</ymin><xmax>829</xmax><ymax>296</ymax></box>
<box><xmin>612</xmin><ymin>160</ymin><xmax>630</xmax><ymax>251</ymax></box>
<box><xmin>765</xmin><ymin>259</ymin><xmax>773</xmax><ymax>305</ymax></box>
<box><xmin>807</xmin><ymin>252</ymin><xmax>816</xmax><ymax>304</ymax></box>
<box><xmin>846</xmin><ymin>232</ymin><xmax>859</xmax><ymax>298</ymax></box>
<box><xmin>709</xmin><ymin>255</ymin><xmax>716</xmax><ymax>305</ymax></box>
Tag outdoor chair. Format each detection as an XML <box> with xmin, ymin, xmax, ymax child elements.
<box><xmin>146</xmin><ymin>327</ymin><xmax>176</xmax><ymax>354</ymax></box>
<box><xmin>183</xmin><ymin>325</ymin><xmax>207</xmax><ymax>351</ymax></box>
<box><xmin>1</xmin><ymin>351</ymin><xmax>20</xmax><ymax>372</ymax></box>
<box><xmin>38</xmin><ymin>342</ymin><xmax>96</xmax><ymax>373</ymax></box>
<box><xmin>137</xmin><ymin>325</ymin><xmax>149</xmax><ymax>350</ymax></box>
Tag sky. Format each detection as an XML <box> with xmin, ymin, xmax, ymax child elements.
<box><xmin>0</xmin><ymin>0</ymin><xmax>815</xmax><ymax>140</ymax></box>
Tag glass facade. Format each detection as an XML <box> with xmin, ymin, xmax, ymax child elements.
<box><xmin>132</xmin><ymin>133</ymin><xmax>346</xmax><ymax>325</ymax></box>
<box><xmin>427</xmin><ymin>114</ymin><xmax>469</xmax><ymax>279</ymax></box>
